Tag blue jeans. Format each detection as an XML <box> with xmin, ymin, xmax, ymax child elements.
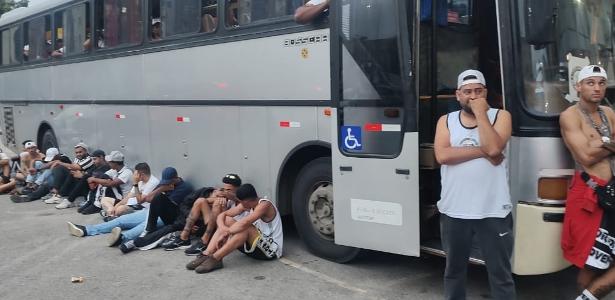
<box><xmin>26</xmin><ymin>161</ymin><xmax>44</xmax><ymax>184</ymax></box>
<box><xmin>85</xmin><ymin>209</ymin><xmax>163</xmax><ymax>242</ymax></box>
<box><xmin>35</xmin><ymin>169</ymin><xmax>53</xmax><ymax>186</ymax></box>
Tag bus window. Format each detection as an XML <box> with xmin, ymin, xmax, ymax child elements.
<box><xmin>1</xmin><ymin>26</ymin><xmax>22</xmax><ymax>66</ymax></box>
<box><xmin>149</xmin><ymin>0</ymin><xmax>204</xmax><ymax>40</ymax></box>
<box><xmin>201</xmin><ymin>0</ymin><xmax>218</xmax><ymax>33</ymax></box>
<box><xmin>25</xmin><ymin>16</ymin><xmax>51</xmax><ymax>62</ymax></box>
<box><xmin>54</xmin><ymin>3</ymin><xmax>90</xmax><ymax>56</ymax></box>
<box><xmin>94</xmin><ymin>0</ymin><xmax>143</xmax><ymax>49</ymax></box>
<box><xmin>519</xmin><ymin>0</ymin><xmax>615</xmax><ymax>116</ymax></box>
<box><xmin>226</xmin><ymin>0</ymin><xmax>302</xmax><ymax>27</ymax></box>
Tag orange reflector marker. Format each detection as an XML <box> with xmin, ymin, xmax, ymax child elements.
<box><xmin>324</xmin><ymin>108</ymin><xmax>331</xmax><ymax>116</ymax></box>
<box><xmin>538</xmin><ymin>177</ymin><xmax>569</xmax><ymax>200</ymax></box>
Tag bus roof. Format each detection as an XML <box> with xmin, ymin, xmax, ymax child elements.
<box><xmin>0</xmin><ymin>0</ymin><xmax>73</xmax><ymax>27</ymax></box>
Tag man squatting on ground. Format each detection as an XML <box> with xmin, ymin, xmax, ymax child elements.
<box><xmin>560</xmin><ymin>65</ymin><xmax>615</xmax><ymax>300</ymax></box>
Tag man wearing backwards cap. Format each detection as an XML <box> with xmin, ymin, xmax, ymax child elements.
<box><xmin>560</xmin><ymin>65</ymin><xmax>615</xmax><ymax>300</ymax></box>
<box><xmin>434</xmin><ymin>69</ymin><xmax>515</xmax><ymax>300</ymax></box>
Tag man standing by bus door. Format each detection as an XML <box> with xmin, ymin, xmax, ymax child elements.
<box><xmin>560</xmin><ymin>65</ymin><xmax>615</xmax><ymax>300</ymax></box>
<box><xmin>434</xmin><ymin>69</ymin><xmax>515</xmax><ymax>300</ymax></box>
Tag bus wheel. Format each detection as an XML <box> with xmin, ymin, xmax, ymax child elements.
<box><xmin>292</xmin><ymin>157</ymin><xmax>360</xmax><ymax>263</ymax></box>
<box><xmin>40</xmin><ymin>129</ymin><xmax>58</xmax><ymax>151</ymax></box>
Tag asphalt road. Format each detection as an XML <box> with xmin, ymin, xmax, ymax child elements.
<box><xmin>0</xmin><ymin>195</ymin><xmax>609</xmax><ymax>300</ymax></box>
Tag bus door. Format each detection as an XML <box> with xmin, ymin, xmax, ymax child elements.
<box><xmin>331</xmin><ymin>0</ymin><xmax>420</xmax><ymax>256</ymax></box>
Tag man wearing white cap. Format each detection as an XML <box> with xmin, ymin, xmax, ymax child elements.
<box><xmin>85</xmin><ymin>150</ymin><xmax>133</xmax><ymax>213</ymax></box>
<box><xmin>560</xmin><ymin>65</ymin><xmax>615</xmax><ymax>300</ymax></box>
<box><xmin>434</xmin><ymin>69</ymin><xmax>515</xmax><ymax>299</ymax></box>
<box><xmin>46</xmin><ymin>142</ymin><xmax>95</xmax><ymax>207</ymax></box>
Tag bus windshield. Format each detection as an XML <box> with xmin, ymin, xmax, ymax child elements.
<box><xmin>519</xmin><ymin>0</ymin><xmax>615</xmax><ymax>116</ymax></box>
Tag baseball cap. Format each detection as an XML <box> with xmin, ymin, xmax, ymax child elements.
<box><xmin>74</xmin><ymin>142</ymin><xmax>88</xmax><ymax>150</ymax></box>
<box><xmin>222</xmin><ymin>173</ymin><xmax>242</xmax><ymax>187</ymax></box>
<box><xmin>105</xmin><ymin>150</ymin><xmax>124</xmax><ymax>162</ymax></box>
<box><xmin>91</xmin><ymin>149</ymin><xmax>105</xmax><ymax>158</ymax></box>
<box><xmin>159</xmin><ymin>167</ymin><xmax>178</xmax><ymax>185</ymax></box>
<box><xmin>44</xmin><ymin>147</ymin><xmax>59</xmax><ymax>162</ymax></box>
<box><xmin>457</xmin><ymin>69</ymin><xmax>486</xmax><ymax>89</ymax></box>
<box><xmin>577</xmin><ymin>65</ymin><xmax>607</xmax><ymax>83</ymax></box>
<box><xmin>24</xmin><ymin>141</ymin><xmax>37</xmax><ymax>149</ymax></box>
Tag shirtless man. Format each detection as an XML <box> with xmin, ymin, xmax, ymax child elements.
<box><xmin>186</xmin><ymin>184</ymin><xmax>283</xmax><ymax>274</ymax></box>
<box><xmin>294</xmin><ymin>0</ymin><xmax>330</xmax><ymax>24</ymax></box>
<box><xmin>560</xmin><ymin>65</ymin><xmax>615</xmax><ymax>300</ymax></box>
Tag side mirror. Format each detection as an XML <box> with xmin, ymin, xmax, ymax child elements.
<box><xmin>524</xmin><ymin>0</ymin><xmax>557</xmax><ymax>46</ymax></box>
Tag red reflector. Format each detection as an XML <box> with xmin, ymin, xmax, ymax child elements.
<box><xmin>280</xmin><ymin>121</ymin><xmax>290</xmax><ymax>127</ymax></box>
<box><xmin>364</xmin><ymin>123</ymin><xmax>382</xmax><ymax>131</ymax></box>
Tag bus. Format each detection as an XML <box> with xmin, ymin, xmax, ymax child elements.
<box><xmin>0</xmin><ymin>0</ymin><xmax>610</xmax><ymax>275</ymax></box>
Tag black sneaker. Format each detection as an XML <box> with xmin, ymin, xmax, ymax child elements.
<box><xmin>162</xmin><ymin>235</ymin><xmax>191</xmax><ymax>251</ymax></box>
<box><xmin>103</xmin><ymin>216</ymin><xmax>117</xmax><ymax>222</ymax></box>
<box><xmin>10</xmin><ymin>194</ymin><xmax>31</xmax><ymax>203</ymax></box>
<box><xmin>185</xmin><ymin>240</ymin><xmax>207</xmax><ymax>256</ymax></box>
<box><xmin>119</xmin><ymin>240</ymin><xmax>136</xmax><ymax>254</ymax></box>
<box><xmin>67</xmin><ymin>222</ymin><xmax>87</xmax><ymax>237</ymax></box>
<box><xmin>79</xmin><ymin>204</ymin><xmax>101</xmax><ymax>215</ymax></box>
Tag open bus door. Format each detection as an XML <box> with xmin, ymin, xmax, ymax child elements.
<box><xmin>331</xmin><ymin>0</ymin><xmax>420</xmax><ymax>256</ymax></box>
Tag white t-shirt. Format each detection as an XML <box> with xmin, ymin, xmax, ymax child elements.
<box><xmin>114</xmin><ymin>166</ymin><xmax>134</xmax><ymax>197</ymax></box>
<box><xmin>126</xmin><ymin>175</ymin><xmax>160</xmax><ymax>207</ymax></box>
<box><xmin>306</xmin><ymin>0</ymin><xmax>326</xmax><ymax>5</ymax></box>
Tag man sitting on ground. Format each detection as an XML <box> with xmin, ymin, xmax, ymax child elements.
<box><xmin>50</xmin><ymin>143</ymin><xmax>95</xmax><ymax>208</ymax></box>
<box><xmin>85</xmin><ymin>150</ymin><xmax>133</xmax><ymax>213</ymax></box>
<box><xmin>162</xmin><ymin>173</ymin><xmax>242</xmax><ymax>254</ymax></box>
<box><xmin>104</xmin><ymin>162</ymin><xmax>159</xmax><ymax>217</ymax></box>
<box><xmin>11</xmin><ymin>148</ymin><xmax>71</xmax><ymax>202</ymax></box>
<box><xmin>186</xmin><ymin>183</ymin><xmax>283</xmax><ymax>273</ymax></box>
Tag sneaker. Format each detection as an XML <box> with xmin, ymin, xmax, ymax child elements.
<box><xmin>108</xmin><ymin>227</ymin><xmax>123</xmax><ymax>247</ymax></box>
<box><xmin>185</xmin><ymin>240</ymin><xmax>207</xmax><ymax>256</ymax></box>
<box><xmin>103</xmin><ymin>216</ymin><xmax>116</xmax><ymax>222</ymax></box>
<box><xmin>136</xmin><ymin>232</ymin><xmax>171</xmax><ymax>251</ymax></box>
<box><xmin>10</xmin><ymin>194</ymin><xmax>30</xmax><ymax>203</ymax></box>
<box><xmin>186</xmin><ymin>254</ymin><xmax>210</xmax><ymax>270</ymax></box>
<box><xmin>40</xmin><ymin>193</ymin><xmax>53</xmax><ymax>200</ymax></box>
<box><xmin>119</xmin><ymin>240</ymin><xmax>136</xmax><ymax>254</ymax></box>
<box><xmin>67</xmin><ymin>222</ymin><xmax>87</xmax><ymax>237</ymax></box>
<box><xmin>55</xmin><ymin>199</ymin><xmax>75</xmax><ymax>209</ymax></box>
<box><xmin>162</xmin><ymin>236</ymin><xmax>191</xmax><ymax>251</ymax></box>
<box><xmin>195</xmin><ymin>257</ymin><xmax>223</xmax><ymax>274</ymax></box>
<box><xmin>44</xmin><ymin>194</ymin><xmax>62</xmax><ymax>204</ymax></box>
<box><xmin>79</xmin><ymin>204</ymin><xmax>101</xmax><ymax>215</ymax></box>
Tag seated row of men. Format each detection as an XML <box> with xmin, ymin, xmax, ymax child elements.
<box><xmin>4</xmin><ymin>141</ymin><xmax>283</xmax><ymax>273</ymax></box>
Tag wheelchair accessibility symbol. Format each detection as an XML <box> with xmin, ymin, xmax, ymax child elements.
<box><xmin>341</xmin><ymin>126</ymin><xmax>362</xmax><ymax>150</ymax></box>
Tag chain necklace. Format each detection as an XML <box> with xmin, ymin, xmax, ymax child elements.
<box><xmin>578</xmin><ymin>103</ymin><xmax>615</xmax><ymax>176</ymax></box>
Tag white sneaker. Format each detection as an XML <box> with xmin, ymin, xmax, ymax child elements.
<box><xmin>44</xmin><ymin>194</ymin><xmax>62</xmax><ymax>204</ymax></box>
<box><xmin>55</xmin><ymin>199</ymin><xmax>75</xmax><ymax>209</ymax></box>
<box><xmin>108</xmin><ymin>227</ymin><xmax>122</xmax><ymax>247</ymax></box>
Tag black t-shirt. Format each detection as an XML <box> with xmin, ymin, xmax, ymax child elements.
<box><xmin>90</xmin><ymin>164</ymin><xmax>111</xmax><ymax>177</ymax></box>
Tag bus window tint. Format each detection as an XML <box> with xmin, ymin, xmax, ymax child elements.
<box><xmin>1</xmin><ymin>26</ymin><xmax>22</xmax><ymax>66</ymax></box>
<box><xmin>25</xmin><ymin>16</ymin><xmax>51</xmax><ymax>62</ymax></box>
<box><xmin>226</xmin><ymin>0</ymin><xmax>302</xmax><ymax>27</ymax></box>
<box><xmin>95</xmin><ymin>0</ymin><xmax>143</xmax><ymax>48</ymax></box>
<box><xmin>55</xmin><ymin>3</ymin><xmax>90</xmax><ymax>56</ymax></box>
<box><xmin>150</xmin><ymin>0</ymin><xmax>203</xmax><ymax>39</ymax></box>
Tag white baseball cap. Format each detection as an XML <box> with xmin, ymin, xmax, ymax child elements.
<box><xmin>457</xmin><ymin>69</ymin><xmax>486</xmax><ymax>89</ymax></box>
<box><xmin>105</xmin><ymin>150</ymin><xmax>124</xmax><ymax>162</ymax></box>
<box><xmin>44</xmin><ymin>147</ymin><xmax>59</xmax><ymax>162</ymax></box>
<box><xmin>24</xmin><ymin>141</ymin><xmax>37</xmax><ymax>149</ymax></box>
<box><xmin>74</xmin><ymin>142</ymin><xmax>88</xmax><ymax>150</ymax></box>
<box><xmin>577</xmin><ymin>65</ymin><xmax>607</xmax><ymax>83</ymax></box>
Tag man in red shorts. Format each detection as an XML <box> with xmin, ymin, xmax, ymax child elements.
<box><xmin>561</xmin><ymin>65</ymin><xmax>615</xmax><ymax>300</ymax></box>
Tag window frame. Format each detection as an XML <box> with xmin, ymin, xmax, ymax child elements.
<box><xmin>1</xmin><ymin>24</ymin><xmax>24</xmax><ymax>67</ymax></box>
<box><xmin>223</xmin><ymin>0</ymin><xmax>300</xmax><ymax>31</ymax></box>
<box><xmin>93</xmin><ymin>0</ymin><xmax>146</xmax><ymax>51</ymax></box>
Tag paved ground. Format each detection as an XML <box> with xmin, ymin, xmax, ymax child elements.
<box><xmin>0</xmin><ymin>195</ymin><xmax>609</xmax><ymax>300</ymax></box>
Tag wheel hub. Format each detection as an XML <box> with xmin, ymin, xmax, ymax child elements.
<box><xmin>307</xmin><ymin>182</ymin><xmax>334</xmax><ymax>240</ymax></box>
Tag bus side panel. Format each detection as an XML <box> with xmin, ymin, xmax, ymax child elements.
<box><xmin>239</xmin><ymin>106</ymin><xmax>272</xmax><ymax>198</ymax></box>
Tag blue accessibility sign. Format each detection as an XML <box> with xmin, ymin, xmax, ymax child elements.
<box><xmin>341</xmin><ymin>126</ymin><xmax>362</xmax><ymax>151</ymax></box>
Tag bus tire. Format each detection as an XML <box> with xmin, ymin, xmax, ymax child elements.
<box><xmin>40</xmin><ymin>129</ymin><xmax>58</xmax><ymax>151</ymax></box>
<box><xmin>292</xmin><ymin>157</ymin><xmax>360</xmax><ymax>263</ymax></box>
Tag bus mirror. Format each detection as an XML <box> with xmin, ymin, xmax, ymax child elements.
<box><xmin>524</xmin><ymin>0</ymin><xmax>557</xmax><ymax>46</ymax></box>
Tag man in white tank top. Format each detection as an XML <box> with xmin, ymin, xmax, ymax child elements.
<box><xmin>434</xmin><ymin>69</ymin><xmax>515</xmax><ymax>300</ymax></box>
<box><xmin>187</xmin><ymin>183</ymin><xmax>283</xmax><ymax>273</ymax></box>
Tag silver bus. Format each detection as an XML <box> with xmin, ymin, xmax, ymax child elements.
<box><xmin>0</xmin><ymin>0</ymin><xmax>610</xmax><ymax>275</ymax></box>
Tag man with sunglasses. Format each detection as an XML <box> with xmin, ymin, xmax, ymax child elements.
<box><xmin>434</xmin><ymin>69</ymin><xmax>515</xmax><ymax>300</ymax></box>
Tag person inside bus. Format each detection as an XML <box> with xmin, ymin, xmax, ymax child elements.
<box><xmin>186</xmin><ymin>183</ymin><xmax>283</xmax><ymax>274</ymax></box>
<box><xmin>51</xmin><ymin>39</ymin><xmax>64</xmax><ymax>58</ymax></box>
<box><xmin>294</xmin><ymin>0</ymin><xmax>330</xmax><ymax>24</ymax></box>
<box><xmin>85</xmin><ymin>150</ymin><xmax>133</xmax><ymax>213</ymax></box>
<box><xmin>45</xmin><ymin>143</ymin><xmax>95</xmax><ymax>209</ymax></box>
<box><xmin>434</xmin><ymin>69</ymin><xmax>515</xmax><ymax>300</ymax></box>
<box><xmin>103</xmin><ymin>162</ymin><xmax>160</xmax><ymax>218</ymax></box>
<box><xmin>560</xmin><ymin>65</ymin><xmax>615</xmax><ymax>300</ymax></box>
<box><xmin>161</xmin><ymin>173</ymin><xmax>241</xmax><ymax>254</ymax></box>
<box><xmin>151</xmin><ymin>21</ymin><xmax>162</xmax><ymax>41</ymax></box>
